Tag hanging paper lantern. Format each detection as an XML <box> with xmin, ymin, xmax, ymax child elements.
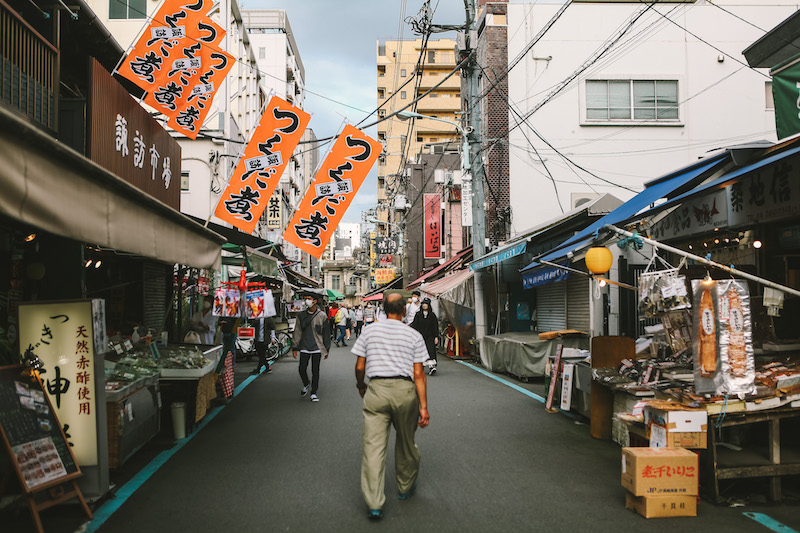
<box><xmin>585</xmin><ymin>247</ymin><xmax>613</xmax><ymax>274</ymax></box>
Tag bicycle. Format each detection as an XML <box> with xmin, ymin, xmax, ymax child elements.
<box><xmin>265</xmin><ymin>330</ymin><xmax>293</xmax><ymax>362</ymax></box>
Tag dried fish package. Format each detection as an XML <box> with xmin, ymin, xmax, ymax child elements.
<box><xmin>717</xmin><ymin>280</ymin><xmax>756</xmax><ymax>395</ymax></box>
<box><xmin>692</xmin><ymin>279</ymin><xmax>719</xmax><ymax>394</ymax></box>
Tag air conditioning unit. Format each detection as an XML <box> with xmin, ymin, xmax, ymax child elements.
<box><xmin>571</xmin><ymin>192</ymin><xmax>601</xmax><ymax>209</ymax></box>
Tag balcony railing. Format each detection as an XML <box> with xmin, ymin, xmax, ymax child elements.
<box><xmin>0</xmin><ymin>0</ymin><xmax>58</xmax><ymax>131</ymax></box>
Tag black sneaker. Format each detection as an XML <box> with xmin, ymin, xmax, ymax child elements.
<box><xmin>250</xmin><ymin>368</ymin><xmax>260</xmax><ymax>376</ymax></box>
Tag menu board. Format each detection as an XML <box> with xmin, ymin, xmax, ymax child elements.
<box><xmin>0</xmin><ymin>365</ymin><xmax>80</xmax><ymax>493</ymax></box>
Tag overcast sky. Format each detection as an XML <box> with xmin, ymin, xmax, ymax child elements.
<box><xmin>244</xmin><ymin>0</ymin><xmax>468</xmax><ymax>222</ymax></box>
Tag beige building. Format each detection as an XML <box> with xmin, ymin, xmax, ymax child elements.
<box><xmin>376</xmin><ymin>39</ymin><xmax>461</xmax><ymax>234</ymax></box>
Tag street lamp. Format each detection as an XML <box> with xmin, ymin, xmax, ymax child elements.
<box><xmin>396</xmin><ymin>110</ymin><xmax>470</xmax><ymax>170</ymax></box>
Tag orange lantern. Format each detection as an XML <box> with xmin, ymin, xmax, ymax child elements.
<box><xmin>585</xmin><ymin>247</ymin><xmax>613</xmax><ymax>274</ymax></box>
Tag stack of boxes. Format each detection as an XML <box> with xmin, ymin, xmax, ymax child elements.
<box><xmin>621</xmin><ymin>447</ymin><xmax>698</xmax><ymax>518</ymax></box>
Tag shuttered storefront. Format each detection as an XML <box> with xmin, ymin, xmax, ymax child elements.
<box><xmin>566</xmin><ymin>275</ymin><xmax>591</xmax><ymax>333</ymax></box>
<box><xmin>536</xmin><ymin>281</ymin><xmax>566</xmax><ymax>332</ymax></box>
<box><xmin>143</xmin><ymin>261</ymin><xmax>170</xmax><ymax>331</ymax></box>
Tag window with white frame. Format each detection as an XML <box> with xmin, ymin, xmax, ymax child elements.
<box><xmin>586</xmin><ymin>80</ymin><xmax>679</xmax><ymax>121</ymax></box>
<box><xmin>331</xmin><ymin>274</ymin><xmax>341</xmax><ymax>291</ymax></box>
<box><xmin>109</xmin><ymin>0</ymin><xmax>145</xmax><ymax>19</ymax></box>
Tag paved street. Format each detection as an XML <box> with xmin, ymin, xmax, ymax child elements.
<box><xmin>71</xmin><ymin>342</ymin><xmax>795</xmax><ymax>533</ymax></box>
<box><xmin>5</xmin><ymin>343</ymin><xmax>796</xmax><ymax>532</ymax></box>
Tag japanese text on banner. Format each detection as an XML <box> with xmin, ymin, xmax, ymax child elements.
<box><xmin>214</xmin><ymin>96</ymin><xmax>311</xmax><ymax>232</ymax></box>
<box><xmin>116</xmin><ymin>0</ymin><xmax>215</xmax><ymax>91</ymax></box>
<box><xmin>424</xmin><ymin>193</ymin><xmax>442</xmax><ymax>259</ymax></box>
<box><xmin>282</xmin><ymin>124</ymin><xmax>382</xmax><ymax>259</ymax></box>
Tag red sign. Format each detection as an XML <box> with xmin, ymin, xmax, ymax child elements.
<box><xmin>423</xmin><ymin>193</ymin><xmax>441</xmax><ymax>259</ymax></box>
<box><xmin>237</xmin><ymin>327</ymin><xmax>254</xmax><ymax>340</ymax></box>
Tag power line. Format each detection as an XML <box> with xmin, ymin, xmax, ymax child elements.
<box><xmin>642</xmin><ymin>0</ymin><xmax>770</xmax><ymax>79</ymax></box>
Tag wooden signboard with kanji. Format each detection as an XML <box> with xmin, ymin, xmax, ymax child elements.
<box><xmin>0</xmin><ymin>365</ymin><xmax>92</xmax><ymax>532</ymax></box>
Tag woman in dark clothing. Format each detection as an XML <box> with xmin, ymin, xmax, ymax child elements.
<box><xmin>410</xmin><ymin>297</ymin><xmax>439</xmax><ymax>375</ymax></box>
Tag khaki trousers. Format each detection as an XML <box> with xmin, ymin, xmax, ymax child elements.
<box><xmin>361</xmin><ymin>379</ymin><xmax>420</xmax><ymax>510</ymax></box>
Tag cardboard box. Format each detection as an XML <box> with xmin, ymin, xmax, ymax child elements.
<box><xmin>625</xmin><ymin>493</ymin><xmax>697</xmax><ymax>518</ymax></box>
<box><xmin>650</xmin><ymin>423</ymin><xmax>708</xmax><ymax>449</ymax></box>
<box><xmin>644</xmin><ymin>404</ymin><xmax>708</xmax><ymax>449</ymax></box>
<box><xmin>621</xmin><ymin>447</ymin><xmax>698</xmax><ymax>496</ymax></box>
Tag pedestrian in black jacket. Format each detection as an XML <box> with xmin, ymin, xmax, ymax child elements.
<box><xmin>410</xmin><ymin>298</ymin><xmax>439</xmax><ymax>375</ymax></box>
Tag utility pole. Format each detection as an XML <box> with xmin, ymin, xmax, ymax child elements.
<box><xmin>463</xmin><ymin>0</ymin><xmax>489</xmax><ymax>340</ymax></box>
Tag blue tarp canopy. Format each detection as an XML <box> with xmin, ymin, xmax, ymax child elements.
<box><xmin>520</xmin><ymin>153</ymin><xmax>731</xmax><ymax>277</ymax></box>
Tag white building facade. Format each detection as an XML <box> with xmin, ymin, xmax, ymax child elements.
<box><xmin>243</xmin><ymin>9</ymin><xmax>313</xmax><ymax>271</ymax></box>
<box><xmin>504</xmin><ymin>0</ymin><xmax>795</xmax><ymax>235</ymax></box>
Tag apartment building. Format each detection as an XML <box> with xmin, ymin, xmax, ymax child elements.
<box><xmin>375</xmin><ymin>38</ymin><xmax>461</xmax><ymax>235</ymax></box>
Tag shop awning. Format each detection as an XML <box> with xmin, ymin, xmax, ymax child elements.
<box><xmin>520</xmin><ymin>152</ymin><xmax>731</xmax><ymax>273</ymax></box>
<box><xmin>282</xmin><ymin>266</ymin><xmax>321</xmax><ymax>288</ymax></box>
<box><xmin>0</xmin><ymin>106</ymin><xmax>225</xmax><ymax>270</ymax></box>
<box><xmin>629</xmin><ymin>143</ymin><xmax>800</xmax><ymax>223</ymax></box>
<box><xmin>407</xmin><ymin>247</ymin><xmax>472</xmax><ymax>288</ymax></box>
<box><xmin>420</xmin><ymin>269</ymin><xmax>473</xmax><ymax>297</ymax></box>
<box><xmin>469</xmin><ymin>241</ymin><xmax>527</xmax><ymax>271</ymax></box>
<box><xmin>470</xmin><ymin>194</ymin><xmax>622</xmax><ymax>272</ymax></box>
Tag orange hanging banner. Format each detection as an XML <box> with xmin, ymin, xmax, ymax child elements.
<box><xmin>282</xmin><ymin>124</ymin><xmax>382</xmax><ymax>259</ymax></box>
<box><xmin>213</xmin><ymin>96</ymin><xmax>311</xmax><ymax>232</ymax></box>
<box><xmin>164</xmin><ymin>48</ymin><xmax>235</xmax><ymax>138</ymax></box>
<box><xmin>141</xmin><ymin>16</ymin><xmax>226</xmax><ymax>115</ymax></box>
<box><xmin>115</xmin><ymin>0</ymin><xmax>216</xmax><ymax>92</ymax></box>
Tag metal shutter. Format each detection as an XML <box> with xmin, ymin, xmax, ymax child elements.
<box><xmin>567</xmin><ymin>276</ymin><xmax>591</xmax><ymax>333</ymax></box>
<box><xmin>536</xmin><ymin>282</ymin><xmax>566</xmax><ymax>332</ymax></box>
<box><xmin>143</xmin><ymin>261</ymin><xmax>169</xmax><ymax>331</ymax></box>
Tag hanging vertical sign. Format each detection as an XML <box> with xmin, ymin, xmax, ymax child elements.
<box><xmin>424</xmin><ymin>193</ymin><xmax>442</xmax><ymax>259</ymax></box>
<box><xmin>214</xmin><ymin>96</ymin><xmax>310</xmax><ymax>233</ymax></box>
<box><xmin>283</xmin><ymin>124</ymin><xmax>382</xmax><ymax>258</ymax></box>
<box><xmin>461</xmin><ymin>176</ymin><xmax>473</xmax><ymax>227</ymax></box>
<box><xmin>266</xmin><ymin>191</ymin><xmax>282</xmax><ymax>229</ymax></box>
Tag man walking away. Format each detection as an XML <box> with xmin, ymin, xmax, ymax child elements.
<box><xmin>353</xmin><ymin>292</ymin><xmax>430</xmax><ymax>520</ymax></box>
<box><xmin>292</xmin><ymin>293</ymin><xmax>331</xmax><ymax>402</ymax></box>
<box><xmin>334</xmin><ymin>304</ymin><xmax>348</xmax><ymax>347</ymax></box>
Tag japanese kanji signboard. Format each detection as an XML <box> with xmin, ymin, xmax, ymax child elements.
<box><xmin>424</xmin><ymin>193</ymin><xmax>442</xmax><ymax>259</ymax></box>
<box><xmin>215</xmin><ymin>96</ymin><xmax>311</xmax><ymax>233</ymax></box>
<box><xmin>90</xmin><ymin>59</ymin><xmax>182</xmax><ymax>210</ymax></box>
<box><xmin>283</xmin><ymin>125</ymin><xmax>382</xmax><ymax>258</ymax></box>
<box><xmin>115</xmin><ymin>0</ymin><xmax>231</xmax><ymax>138</ymax></box>
<box><xmin>18</xmin><ymin>300</ymin><xmax>107</xmax><ymax>467</ymax></box>
<box><xmin>266</xmin><ymin>191</ymin><xmax>282</xmax><ymax>229</ymax></box>
<box><xmin>374</xmin><ymin>268</ymin><xmax>396</xmax><ymax>285</ymax></box>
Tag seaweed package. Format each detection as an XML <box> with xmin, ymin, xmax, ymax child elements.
<box><xmin>717</xmin><ymin>280</ymin><xmax>756</xmax><ymax>395</ymax></box>
<box><xmin>692</xmin><ymin>279</ymin><xmax>719</xmax><ymax>394</ymax></box>
<box><xmin>638</xmin><ymin>272</ymin><xmax>658</xmax><ymax>318</ymax></box>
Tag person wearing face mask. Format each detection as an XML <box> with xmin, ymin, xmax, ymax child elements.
<box><xmin>292</xmin><ymin>293</ymin><xmax>331</xmax><ymax>402</ymax></box>
<box><xmin>410</xmin><ymin>298</ymin><xmax>439</xmax><ymax>375</ymax></box>
<box><xmin>404</xmin><ymin>290</ymin><xmax>421</xmax><ymax>324</ymax></box>
<box><xmin>189</xmin><ymin>295</ymin><xmax>217</xmax><ymax>345</ymax></box>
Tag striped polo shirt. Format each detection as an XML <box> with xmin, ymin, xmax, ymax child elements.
<box><xmin>351</xmin><ymin>318</ymin><xmax>429</xmax><ymax>379</ymax></box>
